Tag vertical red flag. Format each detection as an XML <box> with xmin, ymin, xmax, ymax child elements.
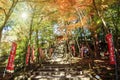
<box><xmin>106</xmin><ymin>33</ymin><xmax>116</xmax><ymax>65</ymax></box>
<box><xmin>6</xmin><ymin>42</ymin><xmax>17</xmax><ymax>73</ymax></box>
<box><xmin>31</xmin><ymin>46</ymin><xmax>35</xmax><ymax>62</ymax></box>
<box><xmin>26</xmin><ymin>45</ymin><xmax>30</xmax><ymax>65</ymax></box>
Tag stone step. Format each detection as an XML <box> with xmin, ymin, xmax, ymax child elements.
<box><xmin>43</xmin><ymin>64</ymin><xmax>72</xmax><ymax>66</ymax></box>
<box><xmin>39</xmin><ymin>67</ymin><xmax>82</xmax><ymax>71</ymax></box>
<box><xmin>40</xmin><ymin>65</ymin><xmax>82</xmax><ymax>69</ymax></box>
<box><xmin>41</xmin><ymin>64</ymin><xmax>83</xmax><ymax>68</ymax></box>
<box><xmin>37</xmin><ymin>68</ymin><xmax>65</xmax><ymax>72</ymax></box>
<box><xmin>31</xmin><ymin>70</ymin><xmax>83</xmax><ymax>76</ymax></box>
<box><xmin>30</xmin><ymin>74</ymin><xmax>91</xmax><ymax>80</ymax></box>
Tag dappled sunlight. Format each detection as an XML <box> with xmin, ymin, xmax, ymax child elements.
<box><xmin>21</xmin><ymin>12</ymin><xmax>28</xmax><ymax>20</ymax></box>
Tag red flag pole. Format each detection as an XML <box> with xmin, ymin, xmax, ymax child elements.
<box><xmin>106</xmin><ymin>33</ymin><xmax>116</xmax><ymax>64</ymax></box>
<box><xmin>6</xmin><ymin>42</ymin><xmax>17</xmax><ymax>72</ymax></box>
<box><xmin>106</xmin><ymin>33</ymin><xmax>118</xmax><ymax>80</ymax></box>
<box><xmin>3</xmin><ymin>42</ymin><xmax>17</xmax><ymax>77</ymax></box>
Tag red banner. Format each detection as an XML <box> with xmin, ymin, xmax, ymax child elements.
<box><xmin>31</xmin><ymin>46</ymin><xmax>35</xmax><ymax>62</ymax></box>
<box><xmin>26</xmin><ymin>45</ymin><xmax>30</xmax><ymax>65</ymax></box>
<box><xmin>106</xmin><ymin>33</ymin><xmax>116</xmax><ymax>65</ymax></box>
<box><xmin>6</xmin><ymin>42</ymin><xmax>17</xmax><ymax>72</ymax></box>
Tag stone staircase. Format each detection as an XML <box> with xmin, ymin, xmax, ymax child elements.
<box><xmin>1</xmin><ymin>57</ymin><xmax>118</xmax><ymax>80</ymax></box>
<box><xmin>14</xmin><ymin>62</ymin><xmax>96</xmax><ymax>80</ymax></box>
<box><xmin>13</xmin><ymin>58</ymin><xmax>120</xmax><ymax>80</ymax></box>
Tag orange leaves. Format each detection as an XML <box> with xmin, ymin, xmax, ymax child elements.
<box><xmin>57</xmin><ymin>35</ymin><xmax>68</xmax><ymax>42</ymax></box>
<box><xmin>57</xmin><ymin>0</ymin><xmax>71</xmax><ymax>11</ymax></box>
<box><xmin>56</xmin><ymin>0</ymin><xmax>93</xmax><ymax>17</ymax></box>
<box><xmin>56</xmin><ymin>0</ymin><xmax>77</xmax><ymax>13</ymax></box>
<box><xmin>67</xmin><ymin>15</ymin><xmax>77</xmax><ymax>22</ymax></box>
<box><xmin>68</xmin><ymin>0</ymin><xmax>77</xmax><ymax>6</ymax></box>
<box><xmin>85</xmin><ymin>0</ymin><xmax>93</xmax><ymax>4</ymax></box>
<box><xmin>55</xmin><ymin>0</ymin><xmax>93</xmax><ymax>19</ymax></box>
<box><xmin>75</xmin><ymin>16</ymin><xmax>89</xmax><ymax>28</ymax></box>
<box><xmin>75</xmin><ymin>0</ymin><xmax>92</xmax><ymax>7</ymax></box>
<box><xmin>67</xmin><ymin>25</ymin><xmax>76</xmax><ymax>31</ymax></box>
<box><xmin>57</xmin><ymin>15</ymin><xmax>90</xmax><ymax>37</ymax></box>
